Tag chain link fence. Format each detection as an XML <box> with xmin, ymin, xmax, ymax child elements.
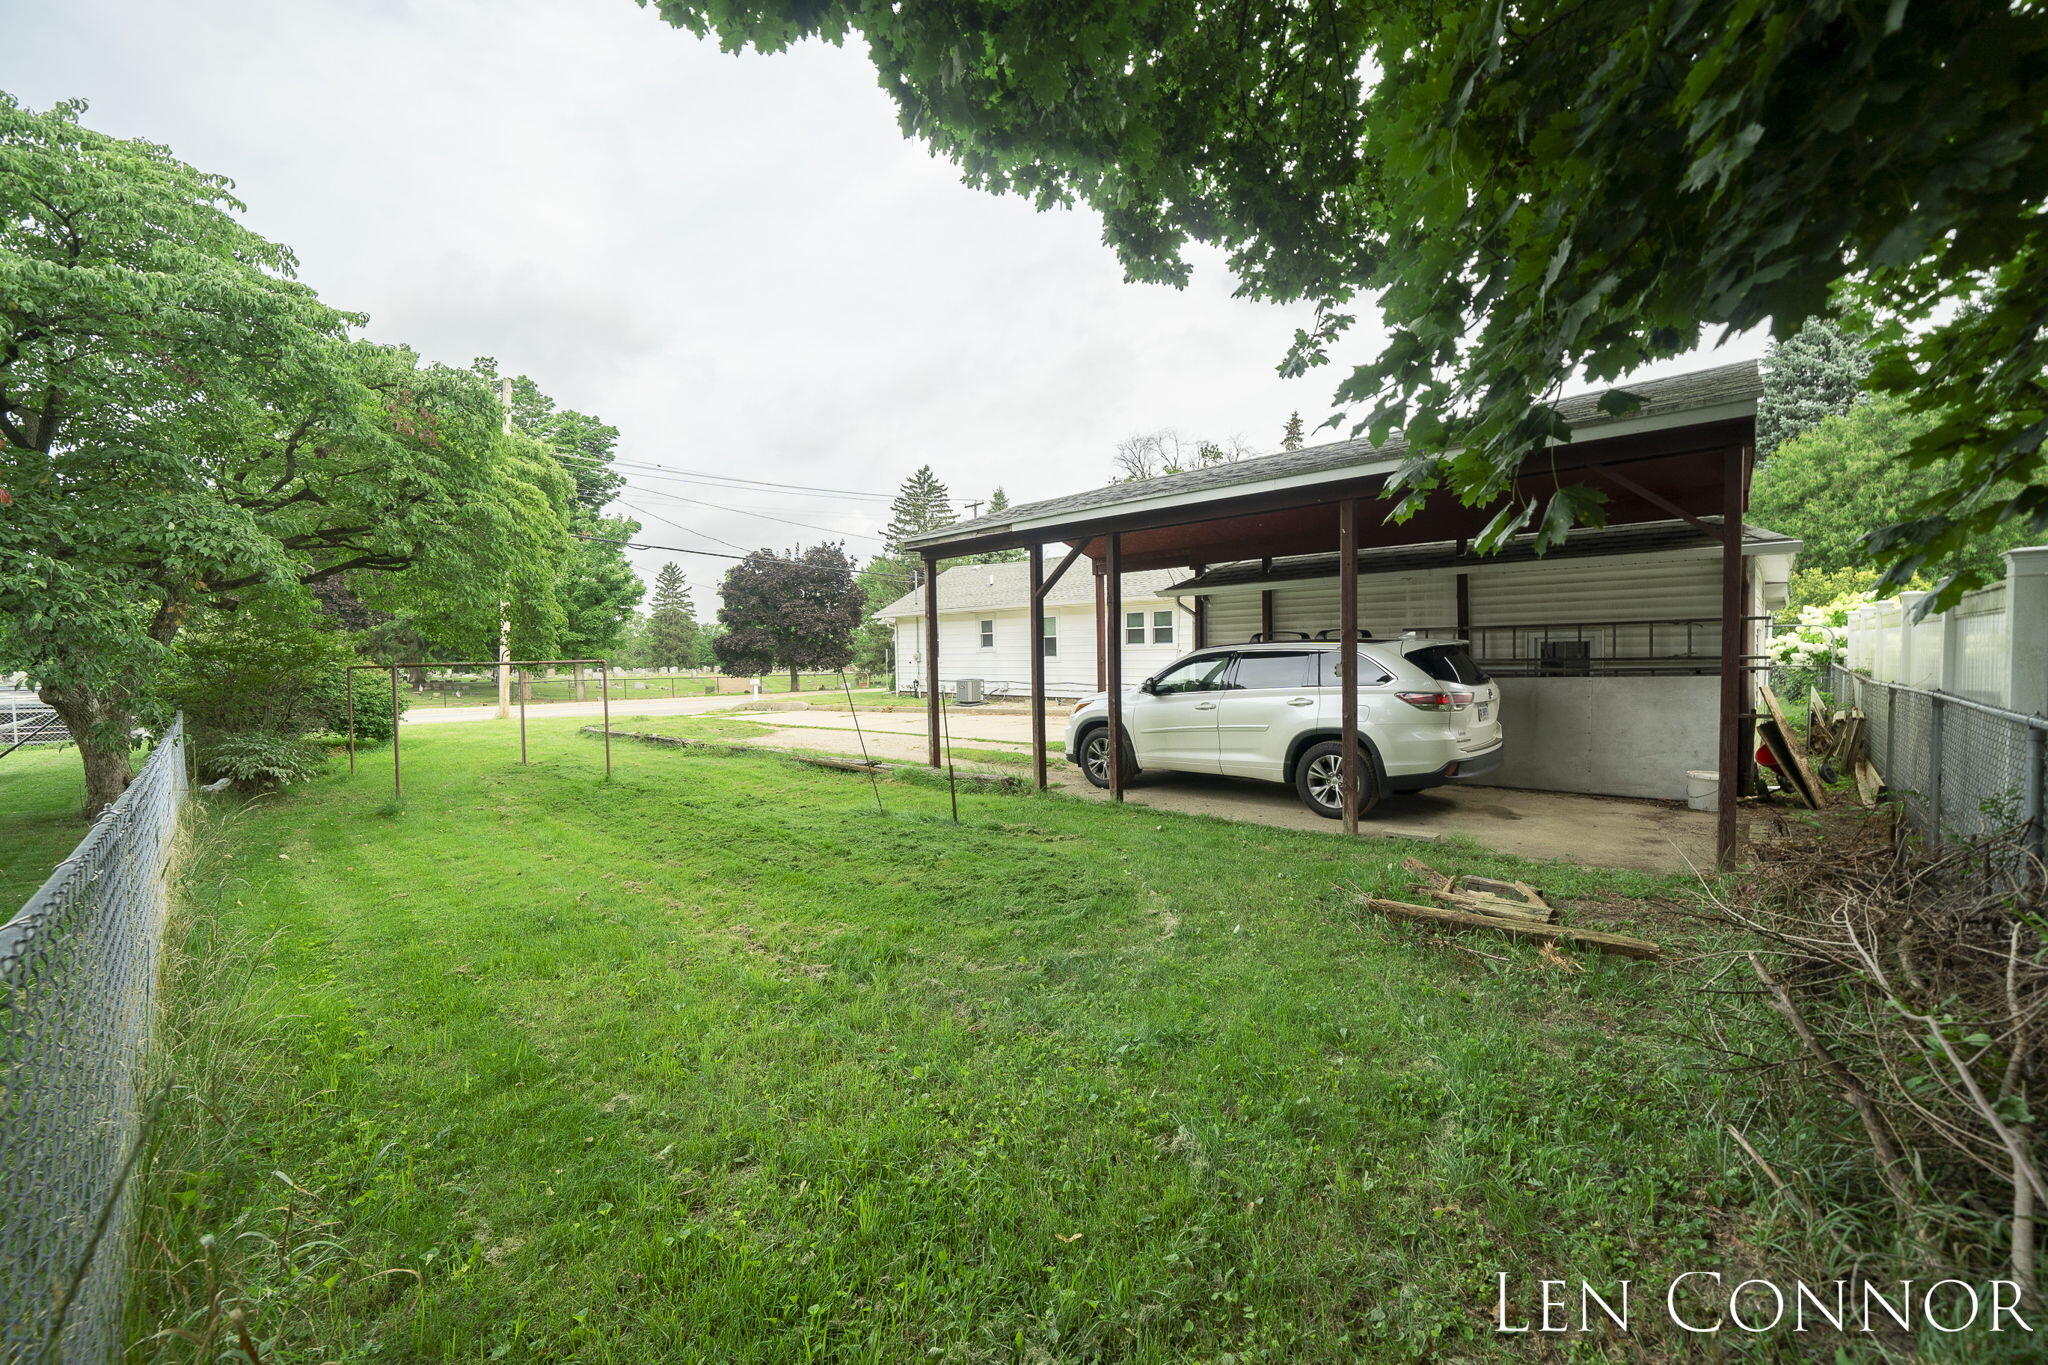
<box><xmin>1831</xmin><ymin>666</ymin><xmax>2047</xmax><ymax>862</ymax></box>
<box><xmin>2</xmin><ymin>718</ymin><xmax>188</xmax><ymax>1364</ymax></box>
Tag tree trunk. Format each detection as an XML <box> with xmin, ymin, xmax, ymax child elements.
<box><xmin>789</xmin><ymin>665</ymin><xmax>800</xmax><ymax>693</ymax></box>
<box><xmin>39</xmin><ymin>683</ymin><xmax>135</xmax><ymax>818</ymax></box>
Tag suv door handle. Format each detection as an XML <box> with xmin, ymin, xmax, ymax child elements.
<box><xmin>1287</xmin><ymin>697</ymin><xmax>1314</xmax><ymax>706</ymax></box>
<box><xmin>1194</xmin><ymin>701</ymin><xmax>1217</xmax><ymax>710</ymax></box>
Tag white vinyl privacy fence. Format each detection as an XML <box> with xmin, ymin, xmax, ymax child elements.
<box><xmin>1843</xmin><ymin>545</ymin><xmax>2047</xmax><ymax>710</ymax></box>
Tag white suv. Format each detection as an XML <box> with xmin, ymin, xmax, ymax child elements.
<box><xmin>1064</xmin><ymin>635</ymin><xmax>1504</xmax><ymax>818</ymax></box>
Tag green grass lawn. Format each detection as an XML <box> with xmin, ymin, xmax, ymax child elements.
<box><xmin>0</xmin><ymin>744</ymin><xmax>88</xmax><ymax>908</ymax></box>
<box><xmin>130</xmin><ymin>715</ymin><xmax>1759</xmax><ymax>1363</ymax></box>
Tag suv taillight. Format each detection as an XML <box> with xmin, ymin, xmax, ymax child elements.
<box><xmin>1396</xmin><ymin>690</ymin><xmax>1473</xmax><ymax>711</ymax></box>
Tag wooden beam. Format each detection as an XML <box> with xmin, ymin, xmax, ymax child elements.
<box><xmin>1105</xmin><ymin>534</ymin><xmax>1124</xmax><ymax>801</ymax></box>
<box><xmin>923</xmin><ymin>552</ymin><xmax>941</xmax><ymax>769</ymax></box>
<box><xmin>1455</xmin><ymin>571</ymin><xmax>1471</xmax><ymax>636</ymax></box>
<box><xmin>1716</xmin><ymin>446</ymin><xmax>1746</xmax><ymax>864</ymax></box>
<box><xmin>1260</xmin><ymin>588</ymin><xmax>1275</xmax><ymax>642</ymax></box>
<box><xmin>1361</xmin><ymin>898</ymin><xmax>1662</xmax><ymax>960</ymax></box>
<box><xmin>1193</xmin><ymin>595</ymin><xmax>1207</xmax><ymax>649</ymax></box>
<box><xmin>1036</xmin><ymin>540</ymin><xmax>1088</xmax><ymax>602</ymax></box>
<box><xmin>1340</xmin><ymin>497</ymin><xmax>1361</xmax><ymax>836</ymax></box>
<box><xmin>1586</xmin><ymin>461</ymin><xmax>1719</xmax><ymax>537</ymax></box>
<box><xmin>1093</xmin><ymin>566</ymin><xmax>1107</xmax><ymax>690</ymax></box>
<box><xmin>1029</xmin><ymin>542</ymin><xmax>1048</xmax><ymax>791</ymax></box>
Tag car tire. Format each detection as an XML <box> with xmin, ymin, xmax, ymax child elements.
<box><xmin>1077</xmin><ymin>725</ymin><xmax>1134</xmax><ymax>789</ymax></box>
<box><xmin>1294</xmin><ymin>739</ymin><xmax>1381</xmax><ymax>819</ymax></box>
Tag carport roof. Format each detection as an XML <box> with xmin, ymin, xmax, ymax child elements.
<box><xmin>904</xmin><ymin>361</ymin><xmax>1762</xmax><ymax>558</ymax></box>
<box><xmin>1164</xmin><ymin>520</ymin><xmax>1801</xmax><ymax>594</ymax></box>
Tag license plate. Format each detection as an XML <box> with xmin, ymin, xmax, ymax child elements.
<box><xmin>1477</xmin><ymin>702</ymin><xmax>1491</xmax><ymax>721</ymax></box>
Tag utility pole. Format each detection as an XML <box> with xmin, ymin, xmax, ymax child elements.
<box><xmin>497</xmin><ymin>376</ymin><xmax>513</xmax><ymax>721</ymax></box>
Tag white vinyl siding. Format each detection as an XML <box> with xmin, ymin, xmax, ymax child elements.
<box><xmin>1266</xmin><ymin>572</ymin><xmax>1457</xmax><ymax>641</ymax></box>
<box><xmin>1204</xmin><ymin>592</ymin><xmax>1263</xmax><ymax>645</ymax></box>
<box><xmin>891</xmin><ymin>599</ymin><xmax>1193</xmax><ymax>695</ymax></box>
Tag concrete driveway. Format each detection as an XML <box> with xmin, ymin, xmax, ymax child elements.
<box><xmin>600</xmin><ymin>700</ymin><xmax>1714</xmax><ymax>876</ymax></box>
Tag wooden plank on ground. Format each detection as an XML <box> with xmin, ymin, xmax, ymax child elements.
<box><xmin>1362</xmin><ymin>898</ymin><xmax>1661</xmax><ymax>960</ymax></box>
<box><xmin>1758</xmin><ymin>684</ymin><xmax>1824</xmax><ymax>807</ymax></box>
<box><xmin>1421</xmin><ymin>887</ymin><xmax>1553</xmax><ymax>923</ymax></box>
<box><xmin>1832</xmin><ymin>712</ymin><xmax>1866</xmax><ymax>767</ymax></box>
<box><xmin>1854</xmin><ymin>758</ymin><xmax>1884</xmax><ymax>807</ymax></box>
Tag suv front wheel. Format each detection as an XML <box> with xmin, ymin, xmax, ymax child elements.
<box><xmin>1077</xmin><ymin>725</ymin><xmax>1136</xmax><ymax>789</ymax></box>
<box><xmin>1294</xmin><ymin>740</ymin><xmax>1381</xmax><ymax>819</ymax></box>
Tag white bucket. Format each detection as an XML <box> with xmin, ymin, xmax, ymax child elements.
<box><xmin>1686</xmin><ymin>770</ymin><xmax>1719</xmax><ymax>812</ymax></box>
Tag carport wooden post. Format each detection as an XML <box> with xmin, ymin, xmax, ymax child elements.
<box><xmin>1716</xmin><ymin>444</ymin><xmax>1748</xmax><ymax>865</ymax></box>
<box><xmin>1105</xmin><ymin>533</ymin><xmax>1125</xmax><ymax>801</ymax></box>
<box><xmin>923</xmin><ymin>552</ymin><xmax>942</xmax><ymax>768</ymax></box>
<box><xmin>1339</xmin><ymin>497</ymin><xmax>1362</xmax><ymax>836</ymax></box>
<box><xmin>1094</xmin><ymin>566</ymin><xmax>1108</xmax><ymax>690</ymax></box>
<box><xmin>1028</xmin><ymin>542</ymin><xmax>1048</xmax><ymax>790</ymax></box>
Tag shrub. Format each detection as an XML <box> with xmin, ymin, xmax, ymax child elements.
<box><xmin>199</xmin><ymin>733</ymin><xmax>328</xmax><ymax>790</ymax></box>
<box><xmin>155</xmin><ymin>597</ymin><xmax>404</xmax><ymax>743</ymax></box>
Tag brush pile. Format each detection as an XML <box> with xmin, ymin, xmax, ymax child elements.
<box><xmin>1721</xmin><ymin>809</ymin><xmax>2047</xmax><ymax>1285</ymax></box>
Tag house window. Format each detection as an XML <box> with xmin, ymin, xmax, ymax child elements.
<box><xmin>1041</xmin><ymin>615</ymin><xmax>1058</xmax><ymax>657</ymax></box>
<box><xmin>1152</xmin><ymin>610</ymin><xmax>1174</xmax><ymax>644</ymax></box>
<box><xmin>1126</xmin><ymin>611</ymin><xmax>1145</xmax><ymax>645</ymax></box>
<box><xmin>978</xmin><ymin>619</ymin><xmax>995</xmax><ymax>649</ymax></box>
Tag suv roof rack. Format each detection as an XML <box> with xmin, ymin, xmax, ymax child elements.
<box><xmin>1313</xmin><ymin>628</ymin><xmax>1374</xmax><ymax>640</ymax></box>
<box><xmin>1246</xmin><ymin>632</ymin><xmax>1314</xmax><ymax>643</ymax></box>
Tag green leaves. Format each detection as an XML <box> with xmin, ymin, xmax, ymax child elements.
<box><xmin>641</xmin><ymin>1</ymin><xmax>2048</xmax><ymax>596</ymax></box>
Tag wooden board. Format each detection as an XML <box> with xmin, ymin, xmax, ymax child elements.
<box><xmin>1854</xmin><ymin>758</ymin><xmax>1885</xmax><ymax>807</ymax></box>
<box><xmin>1831</xmin><ymin>712</ymin><xmax>1866</xmax><ymax>767</ymax></box>
<box><xmin>1422</xmin><ymin>888</ymin><xmax>1553</xmax><ymax>923</ymax></box>
<box><xmin>1807</xmin><ymin>686</ymin><xmax>1833</xmax><ymax>752</ymax></box>
<box><xmin>1758</xmin><ymin>684</ymin><xmax>1824</xmax><ymax>808</ymax></box>
<box><xmin>1757</xmin><ymin>718</ymin><xmax>1821</xmax><ymax>808</ymax></box>
<box><xmin>1362</xmin><ymin>898</ymin><xmax>1661</xmax><ymax>960</ymax></box>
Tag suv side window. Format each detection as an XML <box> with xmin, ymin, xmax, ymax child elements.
<box><xmin>1148</xmin><ymin>653</ymin><xmax>1233</xmax><ymax>695</ymax></box>
<box><xmin>1313</xmin><ymin>650</ymin><xmax>1394</xmax><ymax>688</ymax></box>
<box><xmin>1227</xmin><ymin>651</ymin><xmax>1314</xmax><ymax>690</ymax></box>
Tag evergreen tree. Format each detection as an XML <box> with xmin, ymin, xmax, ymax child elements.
<box><xmin>883</xmin><ymin>465</ymin><xmax>955</xmax><ymax>554</ymax></box>
<box><xmin>966</xmin><ymin>487</ymin><xmax>1026</xmax><ymax>564</ymax></box>
<box><xmin>1281</xmin><ymin>412</ymin><xmax>1305</xmax><ymax>451</ymax></box>
<box><xmin>1757</xmin><ymin>318</ymin><xmax>1870</xmax><ymax>459</ymax></box>
<box><xmin>641</xmin><ymin>563</ymin><xmax>699</xmax><ymax>670</ymax></box>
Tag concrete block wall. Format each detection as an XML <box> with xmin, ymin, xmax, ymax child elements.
<box><xmin>1473</xmin><ymin>675</ymin><xmax>1721</xmax><ymax>801</ymax></box>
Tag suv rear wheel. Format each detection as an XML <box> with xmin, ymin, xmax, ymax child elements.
<box><xmin>1294</xmin><ymin>740</ymin><xmax>1381</xmax><ymax>819</ymax></box>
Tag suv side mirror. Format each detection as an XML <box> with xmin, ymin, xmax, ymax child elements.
<box><xmin>1138</xmin><ymin>677</ymin><xmax>1157</xmax><ymax>695</ymax></box>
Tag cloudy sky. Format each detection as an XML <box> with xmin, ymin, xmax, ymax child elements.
<box><xmin>12</xmin><ymin>0</ymin><xmax>1761</xmax><ymax>587</ymax></box>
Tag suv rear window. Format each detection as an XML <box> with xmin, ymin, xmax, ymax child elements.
<box><xmin>1406</xmin><ymin>644</ymin><xmax>1490</xmax><ymax>685</ymax></box>
<box><xmin>1313</xmin><ymin>651</ymin><xmax>1394</xmax><ymax>687</ymax></box>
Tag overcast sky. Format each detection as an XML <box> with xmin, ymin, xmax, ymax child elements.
<box><xmin>11</xmin><ymin>0</ymin><xmax>1762</xmax><ymax>588</ymax></box>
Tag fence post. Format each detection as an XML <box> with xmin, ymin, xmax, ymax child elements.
<box><xmin>2006</xmin><ymin>546</ymin><xmax>2048</xmax><ymax>718</ymax></box>
<box><xmin>1927</xmin><ymin>693</ymin><xmax>1946</xmax><ymax>846</ymax></box>
<box><xmin>2027</xmin><ymin>725</ymin><xmax>2046</xmax><ymax>876</ymax></box>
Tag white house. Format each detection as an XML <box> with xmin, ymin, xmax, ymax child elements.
<box><xmin>877</xmin><ymin>562</ymin><xmax>1194</xmax><ymax>700</ymax></box>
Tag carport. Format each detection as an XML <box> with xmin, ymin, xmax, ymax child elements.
<box><xmin>904</xmin><ymin>362</ymin><xmax>1766</xmax><ymax>863</ymax></box>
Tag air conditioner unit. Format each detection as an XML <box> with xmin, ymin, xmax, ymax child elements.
<box><xmin>955</xmin><ymin>677</ymin><xmax>985</xmax><ymax>705</ymax></box>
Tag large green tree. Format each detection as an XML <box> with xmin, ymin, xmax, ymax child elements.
<box><xmin>1751</xmin><ymin>396</ymin><xmax>2035</xmax><ymax>587</ymax></box>
<box><xmin>643</xmin><ymin>1</ymin><xmax>2048</xmax><ymax>601</ymax></box>
<box><xmin>713</xmin><ymin>544</ymin><xmax>865</xmax><ymax>692</ymax></box>
<box><xmin>641</xmin><ymin>562</ymin><xmax>699</xmax><ymax>669</ymax></box>
<box><xmin>0</xmin><ymin>96</ymin><xmax>571</xmax><ymax>812</ymax></box>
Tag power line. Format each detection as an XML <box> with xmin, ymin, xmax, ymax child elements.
<box><xmin>613</xmin><ymin>459</ymin><xmax>894</xmax><ymax>500</ymax></box>
<box><xmin>619</xmin><ymin>483</ymin><xmax>886</xmax><ymax>542</ymax></box>
<box><xmin>575</xmin><ymin>531</ymin><xmax>922</xmax><ymax>590</ymax></box>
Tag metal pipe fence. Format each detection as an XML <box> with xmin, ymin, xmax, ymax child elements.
<box><xmin>1</xmin><ymin>718</ymin><xmax>188</xmax><ymax>1364</ymax></box>
<box><xmin>1831</xmin><ymin>666</ymin><xmax>2047</xmax><ymax>863</ymax></box>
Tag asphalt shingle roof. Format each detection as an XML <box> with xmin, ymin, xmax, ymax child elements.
<box><xmin>905</xmin><ymin>361</ymin><xmax>1762</xmax><ymax>551</ymax></box>
<box><xmin>876</xmin><ymin>562</ymin><xmax>1184</xmax><ymax>619</ymax></box>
